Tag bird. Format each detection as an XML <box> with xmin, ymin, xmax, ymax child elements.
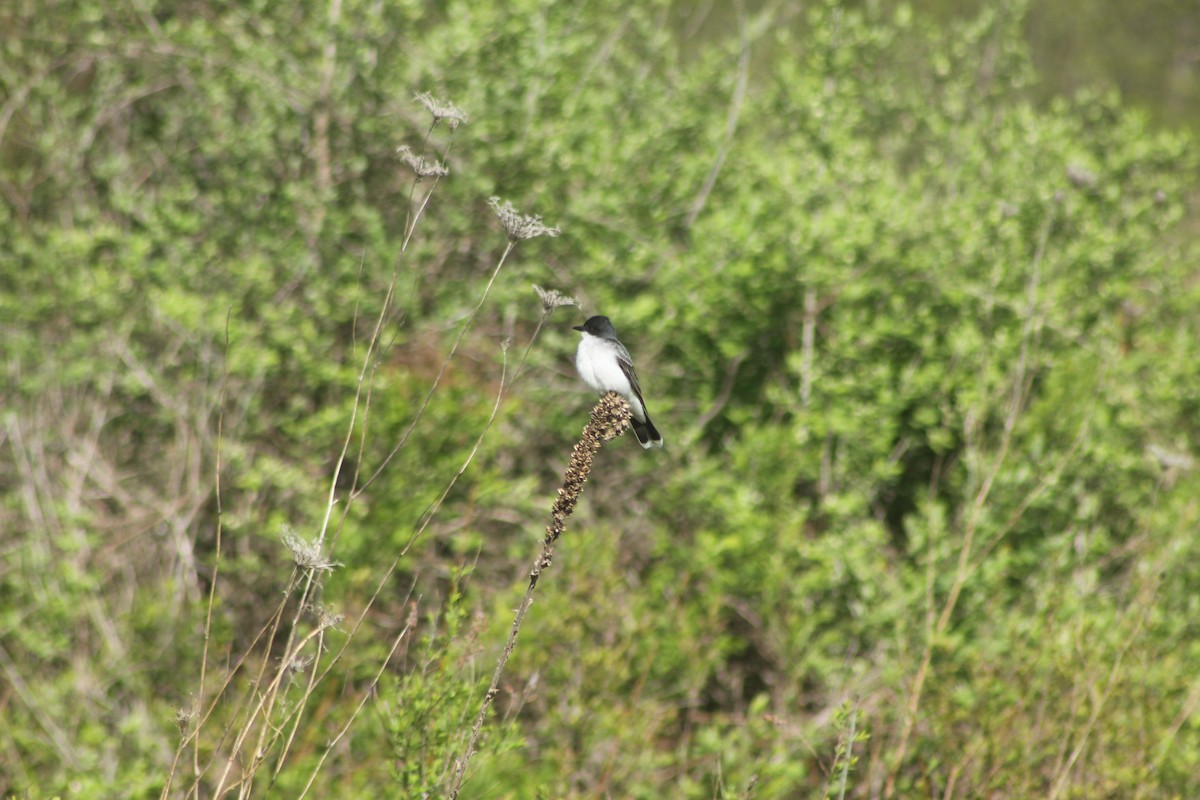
<box><xmin>572</xmin><ymin>315</ymin><xmax>664</xmax><ymax>449</ymax></box>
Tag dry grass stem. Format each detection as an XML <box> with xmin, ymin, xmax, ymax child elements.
<box><xmin>884</xmin><ymin>208</ymin><xmax>1056</xmax><ymax>798</ymax></box>
<box><xmin>170</xmin><ymin>90</ymin><xmax>469</xmax><ymax>796</ymax></box>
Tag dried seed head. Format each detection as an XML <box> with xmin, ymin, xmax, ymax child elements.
<box><xmin>308</xmin><ymin>602</ymin><xmax>345</xmax><ymax>631</ymax></box>
<box><xmin>176</xmin><ymin>705</ymin><xmax>197</xmax><ymax>735</ymax></box>
<box><xmin>489</xmin><ymin>197</ymin><xmax>560</xmax><ymax>241</ymax></box>
<box><xmin>282</xmin><ymin>527</ymin><xmax>341</xmax><ymax>574</ymax></box>
<box><xmin>396</xmin><ymin>144</ymin><xmax>449</xmax><ymax>179</ymax></box>
<box><xmin>533</xmin><ymin>284</ymin><xmax>578</xmax><ymax>313</ymax></box>
<box><xmin>593</xmin><ymin>391</ymin><xmax>634</xmax><ymax>443</ymax></box>
<box><xmin>415</xmin><ymin>92</ymin><xmax>468</xmax><ymax>129</ymax></box>
<box><xmin>284</xmin><ymin>654</ymin><xmax>314</xmax><ymax>684</ymax></box>
<box><xmin>543</xmin><ymin>392</ymin><xmax>632</xmax><ymax>550</ymax></box>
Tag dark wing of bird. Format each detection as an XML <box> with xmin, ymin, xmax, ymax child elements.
<box><xmin>615</xmin><ymin>343</ymin><xmax>647</xmax><ymax>409</ymax></box>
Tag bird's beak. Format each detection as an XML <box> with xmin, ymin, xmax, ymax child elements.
<box><xmin>572</xmin><ymin>325</ymin><xmax>585</xmax><ymax>332</ymax></box>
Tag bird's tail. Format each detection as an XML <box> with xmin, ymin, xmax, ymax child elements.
<box><xmin>631</xmin><ymin>415</ymin><xmax>664</xmax><ymax>449</ymax></box>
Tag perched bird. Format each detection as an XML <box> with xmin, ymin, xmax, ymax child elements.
<box><xmin>573</xmin><ymin>315</ymin><xmax>664</xmax><ymax>449</ymax></box>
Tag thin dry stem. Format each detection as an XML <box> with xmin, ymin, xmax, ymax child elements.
<box><xmin>320</xmin><ymin>133</ymin><xmax>455</xmax><ymax>546</ymax></box>
<box><xmin>355</xmin><ymin>239</ymin><xmax>516</xmax><ymax>495</ymax></box>
<box><xmin>683</xmin><ymin>0</ymin><xmax>749</xmax><ymax>229</ymax></box>
<box><xmin>208</xmin><ymin>571</ymin><xmax>304</xmax><ymax>797</ymax></box>
<box><xmin>885</xmin><ymin>208</ymin><xmax>1056</xmax><ymax>798</ymax></box>
<box><xmin>162</xmin><ymin>310</ymin><xmax>232</xmax><ymax>799</ymax></box>
<box><xmin>298</xmin><ymin>335</ymin><xmax>519</xmax><ymax>791</ymax></box>
<box><xmin>212</xmin><ymin>101</ymin><xmax>459</xmax><ymax>792</ymax></box>
<box><xmin>214</xmin><ymin>621</ymin><xmax>331</xmax><ymax>796</ymax></box>
<box><xmin>174</xmin><ymin>89</ymin><xmax>562</xmax><ymax>795</ymax></box>
<box><xmin>178</xmin><ymin>588</ymin><xmax>295</xmax><ymax>797</ymax></box>
<box><xmin>296</xmin><ymin>590</ymin><xmax>419</xmax><ymax>800</ymax></box>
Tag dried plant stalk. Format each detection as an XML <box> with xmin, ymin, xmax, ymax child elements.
<box><xmin>448</xmin><ymin>392</ymin><xmax>632</xmax><ymax>798</ymax></box>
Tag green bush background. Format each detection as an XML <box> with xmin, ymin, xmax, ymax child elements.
<box><xmin>2</xmin><ymin>0</ymin><xmax>1199</xmax><ymax>797</ymax></box>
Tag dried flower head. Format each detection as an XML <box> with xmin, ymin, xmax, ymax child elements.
<box><xmin>284</xmin><ymin>654</ymin><xmax>314</xmax><ymax>684</ymax></box>
<box><xmin>282</xmin><ymin>528</ymin><xmax>341</xmax><ymax>574</ymax></box>
<box><xmin>396</xmin><ymin>144</ymin><xmax>449</xmax><ymax>179</ymax></box>
<box><xmin>311</xmin><ymin>603</ymin><xmax>345</xmax><ymax>631</ymax></box>
<box><xmin>533</xmin><ymin>284</ymin><xmax>578</xmax><ymax>313</ymax></box>
<box><xmin>540</xmin><ymin>391</ymin><xmax>632</xmax><ymax>559</ymax></box>
<box><xmin>176</xmin><ymin>705</ymin><xmax>197</xmax><ymax>736</ymax></box>
<box><xmin>488</xmin><ymin>197</ymin><xmax>560</xmax><ymax>241</ymax></box>
<box><xmin>415</xmin><ymin>92</ymin><xmax>468</xmax><ymax>129</ymax></box>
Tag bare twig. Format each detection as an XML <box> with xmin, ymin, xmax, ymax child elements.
<box><xmin>684</xmin><ymin>0</ymin><xmax>750</xmax><ymax>229</ymax></box>
<box><xmin>885</xmin><ymin>207</ymin><xmax>1055</xmax><ymax>798</ymax></box>
<box><xmin>295</xmin><ymin>588</ymin><xmax>419</xmax><ymax>799</ymax></box>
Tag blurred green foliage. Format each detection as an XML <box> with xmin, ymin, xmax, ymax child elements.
<box><xmin>2</xmin><ymin>0</ymin><xmax>1198</xmax><ymax>797</ymax></box>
